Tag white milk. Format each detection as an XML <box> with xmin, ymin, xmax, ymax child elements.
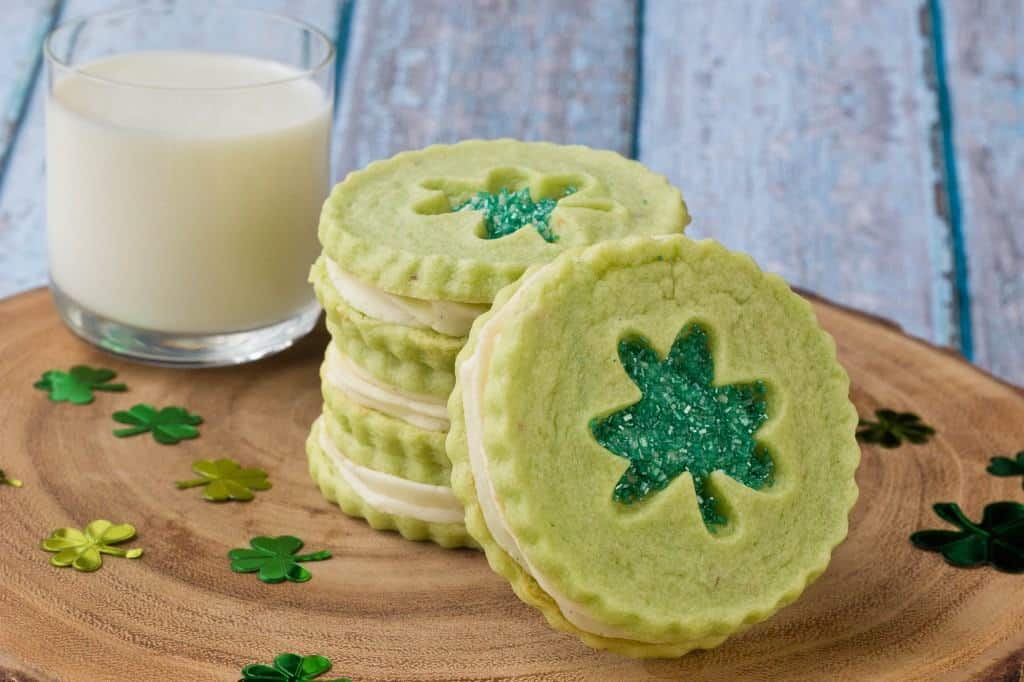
<box><xmin>47</xmin><ymin>51</ymin><xmax>330</xmax><ymax>334</ymax></box>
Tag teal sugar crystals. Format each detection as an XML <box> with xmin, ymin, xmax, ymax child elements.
<box><xmin>456</xmin><ymin>187</ymin><xmax>575</xmax><ymax>243</ymax></box>
<box><xmin>590</xmin><ymin>323</ymin><xmax>774</xmax><ymax>528</ymax></box>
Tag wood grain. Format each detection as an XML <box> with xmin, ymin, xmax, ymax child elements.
<box><xmin>1</xmin><ymin>288</ymin><xmax>1022</xmax><ymax>681</ymax></box>
<box><xmin>943</xmin><ymin>0</ymin><xmax>1024</xmax><ymax>389</ymax></box>
<box><xmin>637</xmin><ymin>0</ymin><xmax>955</xmax><ymax>352</ymax></box>
<box><xmin>333</xmin><ymin>0</ymin><xmax>638</xmax><ymax>175</ymax></box>
<box><xmin>0</xmin><ymin>0</ymin><xmax>342</xmax><ymax>298</ymax></box>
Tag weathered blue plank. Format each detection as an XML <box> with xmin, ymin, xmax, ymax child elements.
<box><xmin>637</xmin><ymin>0</ymin><xmax>955</xmax><ymax>353</ymax></box>
<box><xmin>0</xmin><ymin>1</ymin><xmax>59</xmax><ymax>170</ymax></box>
<box><xmin>943</xmin><ymin>0</ymin><xmax>1024</xmax><ymax>387</ymax></box>
<box><xmin>333</xmin><ymin>0</ymin><xmax>638</xmax><ymax>175</ymax></box>
<box><xmin>0</xmin><ymin>0</ymin><xmax>343</xmax><ymax>299</ymax></box>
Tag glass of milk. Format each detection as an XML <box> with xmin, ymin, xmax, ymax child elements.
<box><xmin>44</xmin><ymin>7</ymin><xmax>334</xmax><ymax>366</ymax></box>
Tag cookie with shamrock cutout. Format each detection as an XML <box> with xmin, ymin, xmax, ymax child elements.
<box><xmin>307</xmin><ymin>417</ymin><xmax>475</xmax><ymax>549</ymax></box>
<box><xmin>446</xmin><ymin>235</ymin><xmax>860</xmax><ymax>657</ymax></box>
<box><xmin>319</xmin><ymin>139</ymin><xmax>690</xmax><ymax>307</ymax></box>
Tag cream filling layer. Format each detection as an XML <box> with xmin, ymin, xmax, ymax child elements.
<box><xmin>325</xmin><ymin>257</ymin><xmax>487</xmax><ymax>337</ymax></box>
<box><xmin>316</xmin><ymin>418</ymin><xmax>463</xmax><ymax>524</ymax></box>
<box><xmin>324</xmin><ymin>344</ymin><xmax>449</xmax><ymax>432</ymax></box>
<box><xmin>461</xmin><ymin>269</ymin><xmax>663</xmax><ymax>643</ymax></box>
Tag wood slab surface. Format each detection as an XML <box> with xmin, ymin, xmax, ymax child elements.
<box><xmin>0</xmin><ymin>288</ymin><xmax>1022</xmax><ymax>681</ymax></box>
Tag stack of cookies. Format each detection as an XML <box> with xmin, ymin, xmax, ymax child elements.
<box><xmin>306</xmin><ymin>139</ymin><xmax>690</xmax><ymax>548</ymax></box>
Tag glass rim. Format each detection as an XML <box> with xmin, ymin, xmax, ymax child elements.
<box><xmin>44</xmin><ymin>6</ymin><xmax>336</xmax><ymax>92</ymax></box>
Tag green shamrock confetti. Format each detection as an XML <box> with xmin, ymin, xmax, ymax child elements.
<box><xmin>911</xmin><ymin>502</ymin><xmax>1024</xmax><ymax>573</ymax></box>
<box><xmin>455</xmin><ymin>186</ymin><xmax>575</xmax><ymax>242</ymax></box>
<box><xmin>41</xmin><ymin>519</ymin><xmax>143</xmax><ymax>572</ymax></box>
<box><xmin>176</xmin><ymin>458</ymin><xmax>271</xmax><ymax>502</ymax></box>
<box><xmin>590</xmin><ymin>323</ymin><xmax>774</xmax><ymax>528</ymax></box>
<box><xmin>856</xmin><ymin>409</ymin><xmax>935</xmax><ymax>448</ymax></box>
<box><xmin>34</xmin><ymin>365</ymin><xmax>126</xmax><ymax>404</ymax></box>
<box><xmin>0</xmin><ymin>468</ymin><xmax>22</xmax><ymax>488</ymax></box>
<box><xmin>240</xmin><ymin>653</ymin><xmax>350</xmax><ymax>681</ymax></box>
<box><xmin>229</xmin><ymin>536</ymin><xmax>332</xmax><ymax>584</ymax></box>
<box><xmin>987</xmin><ymin>451</ymin><xmax>1024</xmax><ymax>489</ymax></box>
<box><xmin>113</xmin><ymin>403</ymin><xmax>203</xmax><ymax>444</ymax></box>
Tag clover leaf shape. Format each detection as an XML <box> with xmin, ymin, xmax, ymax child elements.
<box><xmin>590</xmin><ymin>323</ymin><xmax>774</xmax><ymax>528</ymax></box>
<box><xmin>34</xmin><ymin>365</ymin><xmax>126</xmax><ymax>404</ymax></box>
<box><xmin>240</xmin><ymin>653</ymin><xmax>349</xmax><ymax>681</ymax></box>
<box><xmin>0</xmin><ymin>468</ymin><xmax>22</xmax><ymax>488</ymax></box>
<box><xmin>176</xmin><ymin>458</ymin><xmax>271</xmax><ymax>502</ymax></box>
<box><xmin>41</xmin><ymin>519</ymin><xmax>143</xmax><ymax>572</ymax></box>
<box><xmin>113</xmin><ymin>403</ymin><xmax>203</xmax><ymax>444</ymax></box>
<box><xmin>987</xmin><ymin>451</ymin><xmax>1024</xmax><ymax>489</ymax></box>
<box><xmin>229</xmin><ymin>536</ymin><xmax>332</xmax><ymax>584</ymax></box>
<box><xmin>911</xmin><ymin>502</ymin><xmax>1024</xmax><ymax>573</ymax></box>
<box><xmin>856</xmin><ymin>409</ymin><xmax>935</xmax><ymax>448</ymax></box>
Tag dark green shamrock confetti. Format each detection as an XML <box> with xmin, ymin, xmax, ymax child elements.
<box><xmin>456</xmin><ymin>186</ymin><xmax>575</xmax><ymax>242</ymax></box>
<box><xmin>113</xmin><ymin>403</ymin><xmax>203</xmax><ymax>444</ymax></box>
<box><xmin>987</xmin><ymin>451</ymin><xmax>1024</xmax><ymax>489</ymax></box>
<box><xmin>175</xmin><ymin>458</ymin><xmax>271</xmax><ymax>502</ymax></box>
<box><xmin>41</xmin><ymin>520</ymin><xmax>143</xmax><ymax>572</ymax></box>
<box><xmin>590</xmin><ymin>323</ymin><xmax>774</xmax><ymax>528</ymax></box>
<box><xmin>910</xmin><ymin>502</ymin><xmax>1024</xmax><ymax>573</ymax></box>
<box><xmin>856</xmin><ymin>409</ymin><xmax>935</xmax><ymax>448</ymax></box>
<box><xmin>229</xmin><ymin>536</ymin><xmax>332</xmax><ymax>584</ymax></box>
<box><xmin>34</xmin><ymin>365</ymin><xmax>126</xmax><ymax>404</ymax></box>
<box><xmin>240</xmin><ymin>653</ymin><xmax>349</xmax><ymax>681</ymax></box>
<box><xmin>0</xmin><ymin>468</ymin><xmax>22</xmax><ymax>488</ymax></box>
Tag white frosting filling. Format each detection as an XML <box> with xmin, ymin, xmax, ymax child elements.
<box><xmin>323</xmin><ymin>344</ymin><xmax>449</xmax><ymax>432</ymax></box>
<box><xmin>316</xmin><ymin>418</ymin><xmax>464</xmax><ymax>524</ymax></box>
<box><xmin>461</xmin><ymin>269</ymin><xmax>662</xmax><ymax>643</ymax></box>
<box><xmin>325</xmin><ymin>257</ymin><xmax>487</xmax><ymax>337</ymax></box>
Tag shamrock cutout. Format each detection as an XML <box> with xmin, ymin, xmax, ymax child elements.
<box><xmin>240</xmin><ymin>653</ymin><xmax>350</xmax><ymax>681</ymax></box>
<box><xmin>34</xmin><ymin>365</ymin><xmax>126</xmax><ymax>404</ymax></box>
<box><xmin>113</xmin><ymin>403</ymin><xmax>203</xmax><ymax>444</ymax></box>
<box><xmin>987</xmin><ymin>451</ymin><xmax>1024</xmax><ymax>489</ymax></box>
<box><xmin>455</xmin><ymin>186</ymin><xmax>575</xmax><ymax>242</ymax></box>
<box><xmin>0</xmin><ymin>468</ymin><xmax>22</xmax><ymax>488</ymax></box>
<box><xmin>911</xmin><ymin>502</ymin><xmax>1024</xmax><ymax>573</ymax></box>
<box><xmin>176</xmin><ymin>458</ymin><xmax>271</xmax><ymax>502</ymax></box>
<box><xmin>856</xmin><ymin>409</ymin><xmax>935</xmax><ymax>448</ymax></box>
<box><xmin>41</xmin><ymin>519</ymin><xmax>143</xmax><ymax>572</ymax></box>
<box><xmin>590</xmin><ymin>323</ymin><xmax>773</xmax><ymax>528</ymax></box>
<box><xmin>229</xmin><ymin>536</ymin><xmax>332</xmax><ymax>584</ymax></box>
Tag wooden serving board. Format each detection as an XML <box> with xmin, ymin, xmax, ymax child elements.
<box><xmin>1</xmin><ymin>288</ymin><xmax>1022</xmax><ymax>681</ymax></box>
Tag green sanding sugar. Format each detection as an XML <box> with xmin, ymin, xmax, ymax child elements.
<box><xmin>590</xmin><ymin>323</ymin><xmax>774</xmax><ymax>529</ymax></box>
<box><xmin>456</xmin><ymin>187</ymin><xmax>575</xmax><ymax>243</ymax></box>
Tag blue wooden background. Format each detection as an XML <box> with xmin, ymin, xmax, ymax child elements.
<box><xmin>0</xmin><ymin>0</ymin><xmax>1020</xmax><ymax>387</ymax></box>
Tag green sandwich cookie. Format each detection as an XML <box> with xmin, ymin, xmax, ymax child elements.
<box><xmin>321</xmin><ymin>348</ymin><xmax>450</xmax><ymax>483</ymax></box>
<box><xmin>308</xmin><ymin>417</ymin><xmax>475</xmax><ymax>549</ymax></box>
<box><xmin>313</xmin><ymin>257</ymin><xmax>458</xmax><ymax>399</ymax></box>
<box><xmin>319</xmin><ymin>139</ymin><xmax>690</xmax><ymax>306</ymax></box>
<box><xmin>447</xmin><ymin>236</ymin><xmax>859</xmax><ymax>657</ymax></box>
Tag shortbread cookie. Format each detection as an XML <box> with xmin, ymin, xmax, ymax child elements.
<box><xmin>447</xmin><ymin>236</ymin><xmax>859</xmax><ymax>657</ymax></box>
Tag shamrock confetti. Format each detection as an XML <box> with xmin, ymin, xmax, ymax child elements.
<box><xmin>590</xmin><ymin>323</ymin><xmax>773</xmax><ymax>528</ymax></box>
<box><xmin>987</xmin><ymin>451</ymin><xmax>1024</xmax><ymax>489</ymax></box>
<box><xmin>229</xmin><ymin>535</ymin><xmax>332</xmax><ymax>584</ymax></box>
<box><xmin>176</xmin><ymin>458</ymin><xmax>271</xmax><ymax>502</ymax></box>
<box><xmin>856</xmin><ymin>409</ymin><xmax>935</xmax><ymax>448</ymax></box>
<box><xmin>34</xmin><ymin>365</ymin><xmax>126</xmax><ymax>404</ymax></box>
<box><xmin>113</xmin><ymin>403</ymin><xmax>203</xmax><ymax>444</ymax></box>
<box><xmin>240</xmin><ymin>653</ymin><xmax>350</xmax><ymax>681</ymax></box>
<box><xmin>41</xmin><ymin>520</ymin><xmax>143</xmax><ymax>572</ymax></box>
<box><xmin>911</xmin><ymin>502</ymin><xmax>1024</xmax><ymax>573</ymax></box>
<box><xmin>0</xmin><ymin>468</ymin><xmax>22</xmax><ymax>488</ymax></box>
<box><xmin>456</xmin><ymin>186</ymin><xmax>575</xmax><ymax>242</ymax></box>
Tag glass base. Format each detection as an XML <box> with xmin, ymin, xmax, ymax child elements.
<box><xmin>51</xmin><ymin>284</ymin><xmax>321</xmax><ymax>368</ymax></box>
